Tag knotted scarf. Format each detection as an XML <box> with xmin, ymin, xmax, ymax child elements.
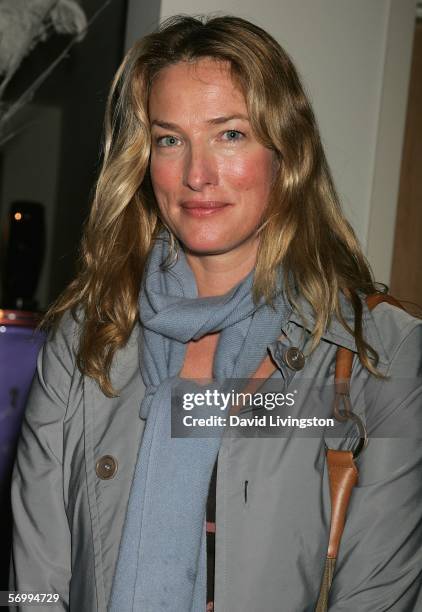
<box><xmin>109</xmin><ymin>233</ymin><xmax>291</xmax><ymax>611</ymax></box>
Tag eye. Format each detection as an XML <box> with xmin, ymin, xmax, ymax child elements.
<box><xmin>155</xmin><ymin>135</ymin><xmax>181</xmax><ymax>147</ymax></box>
<box><xmin>221</xmin><ymin>130</ymin><xmax>245</xmax><ymax>142</ymax></box>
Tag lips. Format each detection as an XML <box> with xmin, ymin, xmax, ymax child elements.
<box><xmin>181</xmin><ymin>200</ymin><xmax>230</xmax><ymax>209</ymax></box>
<box><xmin>180</xmin><ymin>200</ymin><xmax>231</xmax><ymax>217</ymax></box>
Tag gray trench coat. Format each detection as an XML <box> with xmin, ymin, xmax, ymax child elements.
<box><xmin>9</xmin><ymin>297</ymin><xmax>422</xmax><ymax>611</ymax></box>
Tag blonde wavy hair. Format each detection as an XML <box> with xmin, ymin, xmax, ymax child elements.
<box><xmin>44</xmin><ymin>14</ymin><xmax>380</xmax><ymax>396</ymax></box>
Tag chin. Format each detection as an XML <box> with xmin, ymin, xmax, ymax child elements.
<box><xmin>182</xmin><ymin>241</ymin><xmax>229</xmax><ymax>256</ymax></box>
<box><xmin>180</xmin><ymin>233</ymin><xmax>236</xmax><ymax>256</ymax></box>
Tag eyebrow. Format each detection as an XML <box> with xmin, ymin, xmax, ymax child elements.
<box><xmin>150</xmin><ymin>114</ymin><xmax>249</xmax><ymax>130</ymax></box>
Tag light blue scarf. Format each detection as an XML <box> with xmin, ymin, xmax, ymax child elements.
<box><xmin>109</xmin><ymin>233</ymin><xmax>290</xmax><ymax>611</ymax></box>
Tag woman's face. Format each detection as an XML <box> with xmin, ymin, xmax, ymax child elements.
<box><xmin>148</xmin><ymin>58</ymin><xmax>277</xmax><ymax>257</ymax></box>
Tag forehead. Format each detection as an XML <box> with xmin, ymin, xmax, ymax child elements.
<box><xmin>148</xmin><ymin>58</ymin><xmax>247</xmax><ymax>121</ymax></box>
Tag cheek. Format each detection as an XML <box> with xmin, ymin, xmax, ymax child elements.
<box><xmin>150</xmin><ymin>157</ymin><xmax>179</xmax><ymax>196</ymax></box>
<box><xmin>221</xmin><ymin>151</ymin><xmax>275</xmax><ymax>198</ymax></box>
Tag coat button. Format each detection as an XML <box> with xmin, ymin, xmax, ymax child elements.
<box><xmin>96</xmin><ymin>455</ymin><xmax>118</xmax><ymax>480</ymax></box>
<box><xmin>283</xmin><ymin>347</ymin><xmax>305</xmax><ymax>371</ymax></box>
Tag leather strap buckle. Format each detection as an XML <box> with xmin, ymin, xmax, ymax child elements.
<box><xmin>332</xmin><ymin>391</ymin><xmax>368</xmax><ymax>458</ymax></box>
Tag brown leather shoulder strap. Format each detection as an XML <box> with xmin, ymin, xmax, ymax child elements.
<box><xmin>317</xmin><ymin>293</ymin><xmax>406</xmax><ymax>610</ymax></box>
<box><xmin>327</xmin><ymin>293</ymin><xmax>405</xmax><ymax>560</ymax></box>
<box><xmin>326</xmin><ymin>449</ymin><xmax>358</xmax><ymax>558</ymax></box>
<box><xmin>335</xmin><ymin>292</ymin><xmax>406</xmax><ymax>386</ymax></box>
<box><xmin>366</xmin><ymin>292</ymin><xmax>404</xmax><ymax>311</ymax></box>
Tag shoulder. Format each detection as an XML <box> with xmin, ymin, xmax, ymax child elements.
<box><xmin>367</xmin><ymin>300</ymin><xmax>422</xmax><ymax>374</ymax></box>
<box><xmin>45</xmin><ymin>309</ymin><xmax>141</xmax><ymax>378</ymax></box>
<box><xmin>287</xmin><ymin>291</ymin><xmax>422</xmax><ymax>369</ymax></box>
<box><xmin>24</xmin><ymin>309</ymin><xmax>83</xmax><ymax>416</ymax></box>
<box><xmin>47</xmin><ymin>308</ymin><xmax>142</xmax><ymax>398</ymax></box>
<box><xmin>45</xmin><ymin>309</ymin><xmax>81</xmax><ymax>366</ymax></box>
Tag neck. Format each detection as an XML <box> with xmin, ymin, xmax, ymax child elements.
<box><xmin>185</xmin><ymin>239</ymin><xmax>258</xmax><ymax>297</ymax></box>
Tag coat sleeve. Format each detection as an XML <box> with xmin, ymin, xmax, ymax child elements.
<box><xmin>9</xmin><ymin>312</ymin><xmax>79</xmax><ymax>611</ymax></box>
<box><xmin>328</xmin><ymin>322</ymin><xmax>422</xmax><ymax>611</ymax></box>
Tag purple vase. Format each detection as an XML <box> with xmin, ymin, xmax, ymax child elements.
<box><xmin>0</xmin><ymin>310</ymin><xmax>46</xmax><ymax>491</ymax></box>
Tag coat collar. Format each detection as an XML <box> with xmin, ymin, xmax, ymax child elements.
<box><xmin>285</xmin><ymin>292</ymin><xmax>390</xmax><ymax>364</ymax></box>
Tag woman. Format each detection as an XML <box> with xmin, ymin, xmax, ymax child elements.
<box><xmin>10</xmin><ymin>14</ymin><xmax>422</xmax><ymax>612</ymax></box>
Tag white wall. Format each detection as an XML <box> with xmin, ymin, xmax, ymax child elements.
<box><xmin>366</xmin><ymin>1</ymin><xmax>416</xmax><ymax>284</ymax></box>
<box><xmin>124</xmin><ymin>0</ymin><xmax>416</xmax><ymax>285</ymax></box>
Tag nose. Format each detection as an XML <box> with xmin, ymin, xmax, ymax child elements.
<box><xmin>183</xmin><ymin>142</ymin><xmax>218</xmax><ymax>191</ymax></box>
